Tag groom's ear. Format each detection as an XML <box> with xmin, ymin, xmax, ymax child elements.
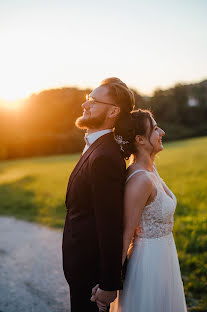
<box><xmin>109</xmin><ymin>106</ymin><xmax>120</xmax><ymax>119</ymax></box>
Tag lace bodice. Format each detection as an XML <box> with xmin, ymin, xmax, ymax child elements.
<box><xmin>126</xmin><ymin>167</ymin><xmax>177</xmax><ymax>239</ymax></box>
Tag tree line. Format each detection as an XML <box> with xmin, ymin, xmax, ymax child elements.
<box><xmin>0</xmin><ymin>80</ymin><xmax>207</xmax><ymax>160</ymax></box>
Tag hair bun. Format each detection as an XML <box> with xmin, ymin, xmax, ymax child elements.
<box><xmin>114</xmin><ymin>112</ymin><xmax>136</xmax><ymax>158</ymax></box>
<box><xmin>114</xmin><ymin>109</ymin><xmax>153</xmax><ymax>159</ymax></box>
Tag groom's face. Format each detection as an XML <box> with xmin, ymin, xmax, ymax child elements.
<box><xmin>76</xmin><ymin>86</ymin><xmax>116</xmax><ymax>130</ymax></box>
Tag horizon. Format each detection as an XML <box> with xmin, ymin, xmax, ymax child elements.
<box><xmin>0</xmin><ymin>75</ymin><xmax>207</xmax><ymax>109</ymax></box>
<box><xmin>0</xmin><ymin>0</ymin><xmax>207</xmax><ymax>106</ymax></box>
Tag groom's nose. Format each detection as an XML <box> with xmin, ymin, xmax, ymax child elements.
<box><xmin>82</xmin><ymin>101</ymin><xmax>89</xmax><ymax>109</ymax></box>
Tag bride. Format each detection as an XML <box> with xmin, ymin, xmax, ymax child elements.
<box><xmin>108</xmin><ymin>109</ymin><xmax>187</xmax><ymax>312</ymax></box>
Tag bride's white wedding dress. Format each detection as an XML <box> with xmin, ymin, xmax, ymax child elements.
<box><xmin>110</xmin><ymin>167</ymin><xmax>187</xmax><ymax>312</ymax></box>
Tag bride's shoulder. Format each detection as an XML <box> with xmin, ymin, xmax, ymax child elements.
<box><xmin>125</xmin><ymin>168</ymin><xmax>153</xmax><ymax>198</ymax></box>
<box><xmin>126</xmin><ymin>165</ymin><xmax>153</xmax><ymax>186</ymax></box>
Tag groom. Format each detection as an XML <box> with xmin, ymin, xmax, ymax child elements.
<box><xmin>62</xmin><ymin>77</ymin><xmax>135</xmax><ymax>311</ymax></box>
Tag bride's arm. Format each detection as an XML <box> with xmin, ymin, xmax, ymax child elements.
<box><xmin>122</xmin><ymin>173</ymin><xmax>152</xmax><ymax>265</ymax></box>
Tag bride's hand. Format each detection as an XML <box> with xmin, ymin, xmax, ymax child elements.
<box><xmin>96</xmin><ymin>300</ymin><xmax>108</xmax><ymax>311</ymax></box>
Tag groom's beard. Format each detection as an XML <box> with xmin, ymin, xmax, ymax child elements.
<box><xmin>75</xmin><ymin>111</ymin><xmax>107</xmax><ymax>130</ymax></box>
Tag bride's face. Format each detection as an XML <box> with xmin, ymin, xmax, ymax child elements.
<box><xmin>139</xmin><ymin>118</ymin><xmax>165</xmax><ymax>156</ymax></box>
<box><xmin>145</xmin><ymin>117</ymin><xmax>165</xmax><ymax>155</ymax></box>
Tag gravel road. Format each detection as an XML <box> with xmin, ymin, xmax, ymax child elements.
<box><xmin>0</xmin><ymin>217</ymin><xmax>70</xmax><ymax>312</ymax></box>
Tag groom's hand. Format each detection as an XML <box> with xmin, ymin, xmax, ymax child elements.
<box><xmin>91</xmin><ymin>286</ymin><xmax>117</xmax><ymax>307</ymax></box>
<box><xmin>91</xmin><ymin>284</ymin><xmax>99</xmax><ymax>298</ymax></box>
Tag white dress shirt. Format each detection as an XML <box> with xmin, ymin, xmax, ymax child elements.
<box><xmin>82</xmin><ymin>129</ymin><xmax>113</xmax><ymax>154</ymax></box>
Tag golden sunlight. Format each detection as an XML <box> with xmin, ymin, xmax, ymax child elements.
<box><xmin>0</xmin><ymin>99</ymin><xmax>25</xmax><ymax>110</ymax></box>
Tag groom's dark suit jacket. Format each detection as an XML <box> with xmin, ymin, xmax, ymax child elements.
<box><xmin>62</xmin><ymin>133</ymin><xmax>126</xmax><ymax>296</ymax></box>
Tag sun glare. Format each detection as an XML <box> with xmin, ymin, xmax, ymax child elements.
<box><xmin>0</xmin><ymin>99</ymin><xmax>25</xmax><ymax>111</ymax></box>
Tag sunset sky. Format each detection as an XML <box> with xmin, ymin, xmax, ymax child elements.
<box><xmin>0</xmin><ymin>0</ymin><xmax>207</xmax><ymax>103</ymax></box>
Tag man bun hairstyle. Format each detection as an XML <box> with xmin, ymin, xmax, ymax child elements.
<box><xmin>114</xmin><ymin>109</ymin><xmax>153</xmax><ymax>159</ymax></box>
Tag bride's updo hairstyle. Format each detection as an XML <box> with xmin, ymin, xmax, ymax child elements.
<box><xmin>114</xmin><ymin>109</ymin><xmax>154</xmax><ymax>159</ymax></box>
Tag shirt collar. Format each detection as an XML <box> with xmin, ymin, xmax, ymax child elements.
<box><xmin>85</xmin><ymin>129</ymin><xmax>113</xmax><ymax>146</ymax></box>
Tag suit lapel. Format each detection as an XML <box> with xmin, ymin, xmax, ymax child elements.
<box><xmin>66</xmin><ymin>133</ymin><xmax>113</xmax><ymax>199</ymax></box>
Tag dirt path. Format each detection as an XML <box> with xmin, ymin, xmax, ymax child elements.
<box><xmin>0</xmin><ymin>217</ymin><xmax>70</xmax><ymax>312</ymax></box>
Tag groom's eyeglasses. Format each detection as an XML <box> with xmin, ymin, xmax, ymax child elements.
<box><xmin>86</xmin><ymin>94</ymin><xmax>117</xmax><ymax>107</ymax></box>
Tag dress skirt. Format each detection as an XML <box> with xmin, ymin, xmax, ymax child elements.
<box><xmin>110</xmin><ymin>233</ymin><xmax>187</xmax><ymax>312</ymax></box>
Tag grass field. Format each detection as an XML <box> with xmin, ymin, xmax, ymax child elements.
<box><xmin>0</xmin><ymin>136</ymin><xmax>207</xmax><ymax>311</ymax></box>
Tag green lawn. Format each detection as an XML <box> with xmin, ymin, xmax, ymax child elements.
<box><xmin>0</xmin><ymin>136</ymin><xmax>207</xmax><ymax>311</ymax></box>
